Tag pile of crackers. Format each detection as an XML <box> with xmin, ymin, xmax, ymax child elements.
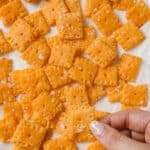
<box><xmin>0</xmin><ymin>0</ymin><xmax>149</xmax><ymax>149</ymax></box>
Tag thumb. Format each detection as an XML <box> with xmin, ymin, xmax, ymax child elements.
<box><xmin>90</xmin><ymin>121</ymin><xmax>150</xmax><ymax>150</ymax></box>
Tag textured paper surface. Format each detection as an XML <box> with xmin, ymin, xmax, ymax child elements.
<box><xmin>0</xmin><ymin>0</ymin><xmax>150</xmax><ymax>149</ymax></box>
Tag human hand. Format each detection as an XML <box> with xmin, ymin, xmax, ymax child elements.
<box><xmin>91</xmin><ymin>110</ymin><xmax>150</xmax><ymax>150</ymax></box>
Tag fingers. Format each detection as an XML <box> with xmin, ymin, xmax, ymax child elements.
<box><xmin>145</xmin><ymin>121</ymin><xmax>150</xmax><ymax>143</ymax></box>
<box><xmin>91</xmin><ymin>121</ymin><xmax>150</xmax><ymax>150</ymax></box>
<box><xmin>100</xmin><ymin>110</ymin><xmax>150</xmax><ymax>133</ymax></box>
<box><xmin>131</xmin><ymin>131</ymin><xmax>145</xmax><ymax>142</ymax></box>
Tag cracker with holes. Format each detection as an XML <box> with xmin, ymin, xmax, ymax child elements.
<box><xmin>0</xmin><ymin>30</ymin><xmax>12</xmax><ymax>55</ymax></box>
<box><xmin>56</xmin><ymin>12</ymin><xmax>83</xmax><ymax>40</ymax></box>
<box><xmin>22</xmin><ymin>38</ymin><xmax>51</xmax><ymax>67</ymax></box>
<box><xmin>11</xmin><ymin>68</ymin><xmax>51</xmax><ymax>95</ymax></box>
<box><xmin>64</xmin><ymin>84</ymin><xmax>89</xmax><ymax>106</ymax></box>
<box><xmin>0</xmin><ymin>115</ymin><xmax>17</xmax><ymax>143</ymax></box>
<box><xmin>84</xmin><ymin>0</ymin><xmax>110</xmax><ymax>17</ymax></box>
<box><xmin>24</xmin><ymin>11</ymin><xmax>50</xmax><ymax>36</ymax></box>
<box><xmin>41</xmin><ymin>0</ymin><xmax>68</xmax><ymax>26</ymax></box>
<box><xmin>64</xmin><ymin>0</ymin><xmax>81</xmax><ymax>12</ymax></box>
<box><xmin>0</xmin><ymin>58</ymin><xmax>12</xmax><ymax>81</ymax></box>
<box><xmin>86</xmin><ymin>38</ymin><xmax>117</xmax><ymax>68</ymax></box>
<box><xmin>69</xmin><ymin>57</ymin><xmax>97</xmax><ymax>86</ymax></box>
<box><xmin>118</xmin><ymin>54</ymin><xmax>142</xmax><ymax>82</ymax></box>
<box><xmin>7</xmin><ymin>18</ymin><xmax>38</xmax><ymax>52</ymax></box>
<box><xmin>92</xmin><ymin>4</ymin><xmax>121</xmax><ymax>36</ymax></box>
<box><xmin>43</xmin><ymin>138</ymin><xmax>78</xmax><ymax>150</ymax></box>
<box><xmin>126</xmin><ymin>1</ymin><xmax>150</xmax><ymax>27</ymax></box>
<box><xmin>121</xmin><ymin>84</ymin><xmax>148</xmax><ymax>106</ymax></box>
<box><xmin>0</xmin><ymin>83</ymin><xmax>15</xmax><ymax>104</ymax></box>
<box><xmin>31</xmin><ymin>92</ymin><xmax>63</xmax><ymax>127</ymax></box>
<box><xmin>49</xmin><ymin>42</ymin><xmax>76</xmax><ymax>68</ymax></box>
<box><xmin>87</xmin><ymin>85</ymin><xmax>106</xmax><ymax>105</ymax></box>
<box><xmin>0</xmin><ymin>0</ymin><xmax>28</xmax><ymax>26</ymax></box>
<box><xmin>113</xmin><ymin>21</ymin><xmax>145</xmax><ymax>51</ymax></box>
<box><xmin>3</xmin><ymin>102</ymin><xmax>23</xmax><ymax>123</ymax></box>
<box><xmin>112</xmin><ymin>0</ymin><xmax>135</xmax><ymax>10</ymax></box>
<box><xmin>45</xmin><ymin>65</ymin><xmax>72</xmax><ymax>89</ymax></box>
<box><xmin>12</xmin><ymin>119</ymin><xmax>47</xmax><ymax>149</ymax></box>
<box><xmin>87</xmin><ymin>141</ymin><xmax>106</xmax><ymax>150</ymax></box>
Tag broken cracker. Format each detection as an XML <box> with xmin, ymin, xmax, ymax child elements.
<box><xmin>92</xmin><ymin>4</ymin><xmax>121</xmax><ymax>36</ymax></box>
<box><xmin>113</xmin><ymin>21</ymin><xmax>145</xmax><ymax>51</ymax></box>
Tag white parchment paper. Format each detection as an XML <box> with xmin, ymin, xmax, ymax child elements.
<box><xmin>0</xmin><ymin>0</ymin><xmax>150</xmax><ymax>149</ymax></box>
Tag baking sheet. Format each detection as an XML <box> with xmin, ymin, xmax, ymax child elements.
<box><xmin>0</xmin><ymin>0</ymin><xmax>150</xmax><ymax>149</ymax></box>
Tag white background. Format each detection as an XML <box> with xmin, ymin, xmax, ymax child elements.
<box><xmin>0</xmin><ymin>0</ymin><xmax>150</xmax><ymax>149</ymax></box>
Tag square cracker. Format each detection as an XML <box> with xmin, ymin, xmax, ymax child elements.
<box><xmin>49</xmin><ymin>41</ymin><xmax>76</xmax><ymax>68</ymax></box>
<box><xmin>113</xmin><ymin>21</ymin><xmax>145</xmax><ymax>51</ymax></box>
<box><xmin>56</xmin><ymin>12</ymin><xmax>83</xmax><ymax>40</ymax></box>
<box><xmin>24</xmin><ymin>11</ymin><xmax>50</xmax><ymax>36</ymax></box>
<box><xmin>112</xmin><ymin>0</ymin><xmax>135</xmax><ymax>10</ymax></box>
<box><xmin>0</xmin><ymin>30</ymin><xmax>12</xmax><ymax>55</ymax></box>
<box><xmin>0</xmin><ymin>58</ymin><xmax>12</xmax><ymax>81</ymax></box>
<box><xmin>64</xmin><ymin>0</ymin><xmax>81</xmax><ymax>12</ymax></box>
<box><xmin>11</xmin><ymin>68</ymin><xmax>51</xmax><ymax>95</ymax></box>
<box><xmin>87</xmin><ymin>85</ymin><xmax>106</xmax><ymax>105</ymax></box>
<box><xmin>43</xmin><ymin>138</ymin><xmax>77</xmax><ymax>150</ymax></box>
<box><xmin>0</xmin><ymin>115</ymin><xmax>17</xmax><ymax>143</ymax></box>
<box><xmin>22</xmin><ymin>38</ymin><xmax>51</xmax><ymax>67</ymax></box>
<box><xmin>64</xmin><ymin>84</ymin><xmax>89</xmax><ymax>106</ymax></box>
<box><xmin>45</xmin><ymin>65</ymin><xmax>72</xmax><ymax>89</ymax></box>
<box><xmin>118</xmin><ymin>54</ymin><xmax>142</xmax><ymax>82</ymax></box>
<box><xmin>7</xmin><ymin>18</ymin><xmax>37</xmax><ymax>52</ymax></box>
<box><xmin>0</xmin><ymin>83</ymin><xmax>15</xmax><ymax>104</ymax></box>
<box><xmin>0</xmin><ymin>0</ymin><xmax>28</xmax><ymax>26</ymax></box>
<box><xmin>94</xmin><ymin>66</ymin><xmax>118</xmax><ymax>86</ymax></box>
<box><xmin>92</xmin><ymin>4</ymin><xmax>121</xmax><ymax>36</ymax></box>
<box><xmin>87</xmin><ymin>141</ymin><xmax>106</xmax><ymax>150</ymax></box>
<box><xmin>84</xmin><ymin>0</ymin><xmax>110</xmax><ymax>17</ymax></box>
<box><xmin>121</xmin><ymin>84</ymin><xmax>148</xmax><ymax>106</ymax></box>
<box><xmin>126</xmin><ymin>1</ymin><xmax>150</xmax><ymax>27</ymax></box>
<box><xmin>86</xmin><ymin>38</ymin><xmax>117</xmax><ymax>68</ymax></box>
<box><xmin>31</xmin><ymin>92</ymin><xmax>63</xmax><ymax>127</ymax></box>
<box><xmin>12</xmin><ymin>119</ymin><xmax>47</xmax><ymax>149</ymax></box>
<box><xmin>69</xmin><ymin>57</ymin><xmax>98</xmax><ymax>86</ymax></box>
<box><xmin>41</xmin><ymin>0</ymin><xmax>68</xmax><ymax>26</ymax></box>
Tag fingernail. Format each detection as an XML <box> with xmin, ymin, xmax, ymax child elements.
<box><xmin>90</xmin><ymin>121</ymin><xmax>105</xmax><ymax>137</ymax></box>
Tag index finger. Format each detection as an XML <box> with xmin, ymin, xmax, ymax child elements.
<box><xmin>100</xmin><ymin>110</ymin><xmax>150</xmax><ymax>133</ymax></box>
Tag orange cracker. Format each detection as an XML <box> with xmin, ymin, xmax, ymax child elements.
<box><xmin>56</xmin><ymin>12</ymin><xmax>83</xmax><ymax>40</ymax></box>
<box><xmin>120</xmin><ymin>104</ymin><xmax>139</xmax><ymax>111</ymax></box>
<box><xmin>46</xmin><ymin>36</ymin><xmax>59</xmax><ymax>49</ymax></box>
<box><xmin>0</xmin><ymin>0</ymin><xmax>28</xmax><ymax>26</ymax></box>
<box><xmin>31</xmin><ymin>92</ymin><xmax>63</xmax><ymax>127</ymax></box>
<box><xmin>86</xmin><ymin>38</ymin><xmax>117</xmax><ymax>68</ymax></box>
<box><xmin>121</xmin><ymin>84</ymin><xmax>148</xmax><ymax>106</ymax></box>
<box><xmin>87</xmin><ymin>141</ymin><xmax>106</xmax><ymax>150</ymax></box>
<box><xmin>24</xmin><ymin>11</ymin><xmax>50</xmax><ymax>36</ymax></box>
<box><xmin>22</xmin><ymin>38</ymin><xmax>51</xmax><ymax>67</ymax></box>
<box><xmin>112</xmin><ymin>0</ymin><xmax>135</xmax><ymax>10</ymax></box>
<box><xmin>43</xmin><ymin>138</ymin><xmax>78</xmax><ymax>150</ymax></box>
<box><xmin>113</xmin><ymin>21</ymin><xmax>145</xmax><ymax>51</ymax></box>
<box><xmin>64</xmin><ymin>0</ymin><xmax>81</xmax><ymax>12</ymax></box>
<box><xmin>49</xmin><ymin>42</ymin><xmax>76</xmax><ymax>68</ymax></box>
<box><xmin>12</xmin><ymin>119</ymin><xmax>47</xmax><ymax>149</ymax></box>
<box><xmin>0</xmin><ymin>83</ymin><xmax>15</xmax><ymax>104</ymax></box>
<box><xmin>11</xmin><ymin>68</ymin><xmax>51</xmax><ymax>95</ymax></box>
<box><xmin>0</xmin><ymin>0</ymin><xmax>9</xmax><ymax>8</ymax></box>
<box><xmin>118</xmin><ymin>54</ymin><xmax>142</xmax><ymax>82</ymax></box>
<box><xmin>41</xmin><ymin>0</ymin><xmax>68</xmax><ymax>26</ymax></box>
<box><xmin>25</xmin><ymin>0</ymin><xmax>40</xmax><ymax>3</ymax></box>
<box><xmin>7</xmin><ymin>18</ymin><xmax>37</xmax><ymax>52</ymax></box>
<box><xmin>0</xmin><ymin>58</ymin><xmax>12</xmax><ymax>81</ymax></box>
<box><xmin>64</xmin><ymin>84</ymin><xmax>89</xmax><ymax>106</ymax></box>
<box><xmin>69</xmin><ymin>57</ymin><xmax>98</xmax><ymax>86</ymax></box>
<box><xmin>94</xmin><ymin>66</ymin><xmax>118</xmax><ymax>86</ymax></box>
<box><xmin>84</xmin><ymin>0</ymin><xmax>110</xmax><ymax>17</ymax></box>
<box><xmin>0</xmin><ymin>30</ymin><xmax>12</xmax><ymax>55</ymax></box>
<box><xmin>92</xmin><ymin>4</ymin><xmax>122</xmax><ymax>36</ymax></box>
<box><xmin>0</xmin><ymin>115</ymin><xmax>17</xmax><ymax>143</ymax></box>
<box><xmin>45</xmin><ymin>65</ymin><xmax>72</xmax><ymax>89</ymax></box>
<box><xmin>126</xmin><ymin>1</ymin><xmax>150</xmax><ymax>27</ymax></box>
<box><xmin>87</xmin><ymin>85</ymin><xmax>106</xmax><ymax>105</ymax></box>
<box><xmin>3</xmin><ymin>102</ymin><xmax>23</xmax><ymax>123</ymax></box>
<box><xmin>13</xmin><ymin>145</ymin><xmax>34</xmax><ymax>150</ymax></box>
